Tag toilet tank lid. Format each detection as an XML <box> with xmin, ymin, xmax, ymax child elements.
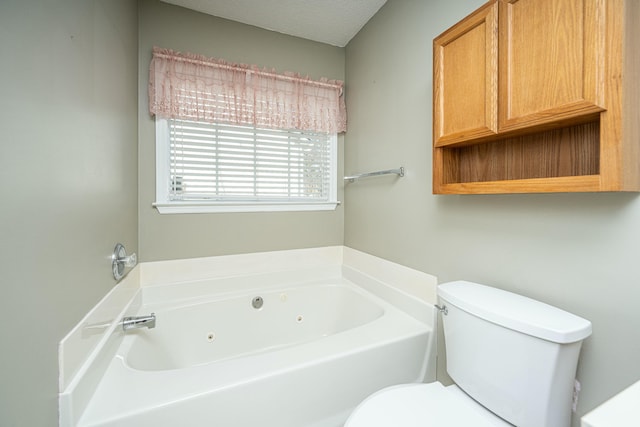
<box><xmin>438</xmin><ymin>281</ymin><xmax>592</xmax><ymax>344</ymax></box>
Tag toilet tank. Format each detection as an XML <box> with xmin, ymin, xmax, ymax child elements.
<box><xmin>438</xmin><ymin>281</ymin><xmax>592</xmax><ymax>427</ymax></box>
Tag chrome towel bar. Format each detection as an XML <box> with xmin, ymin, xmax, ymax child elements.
<box><xmin>344</xmin><ymin>167</ymin><xmax>405</xmax><ymax>183</ymax></box>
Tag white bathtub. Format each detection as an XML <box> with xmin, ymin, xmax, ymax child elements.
<box><xmin>77</xmin><ymin>276</ymin><xmax>433</xmax><ymax>427</ymax></box>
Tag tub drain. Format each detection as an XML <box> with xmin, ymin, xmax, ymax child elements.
<box><xmin>206</xmin><ymin>332</ymin><xmax>216</xmax><ymax>342</ymax></box>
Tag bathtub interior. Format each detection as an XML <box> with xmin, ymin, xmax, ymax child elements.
<box><xmin>126</xmin><ymin>281</ymin><xmax>385</xmax><ymax>371</ymax></box>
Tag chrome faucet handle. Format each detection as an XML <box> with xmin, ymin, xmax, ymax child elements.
<box><xmin>117</xmin><ymin>252</ymin><xmax>137</xmax><ymax>268</ymax></box>
<box><xmin>112</xmin><ymin>243</ymin><xmax>137</xmax><ymax>280</ymax></box>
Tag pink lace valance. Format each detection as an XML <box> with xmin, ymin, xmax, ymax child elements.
<box><xmin>149</xmin><ymin>47</ymin><xmax>346</xmax><ymax>134</ymax></box>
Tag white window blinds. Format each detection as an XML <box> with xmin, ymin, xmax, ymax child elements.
<box><xmin>154</xmin><ymin>118</ymin><xmax>337</xmax><ymax>212</ymax></box>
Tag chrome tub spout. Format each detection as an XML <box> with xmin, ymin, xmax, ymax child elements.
<box><xmin>122</xmin><ymin>313</ymin><xmax>156</xmax><ymax>331</ymax></box>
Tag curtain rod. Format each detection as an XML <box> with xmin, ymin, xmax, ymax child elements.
<box><xmin>153</xmin><ymin>51</ymin><xmax>344</xmax><ymax>93</ymax></box>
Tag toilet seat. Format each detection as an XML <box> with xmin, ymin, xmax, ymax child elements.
<box><xmin>345</xmin><ymin>382</ymin><xmax>513</xmax><ymax>427</ymax></box>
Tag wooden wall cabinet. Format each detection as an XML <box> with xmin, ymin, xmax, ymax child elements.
<box><xmin>432</xmin><ymin>0</ymin><xmax>640</xmax><ymax>194</ymax></box>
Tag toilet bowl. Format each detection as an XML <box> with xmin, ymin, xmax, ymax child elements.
<box><xmin>345</xmin><ymin>382</ymin><xmax>512</xmax><ymax>427</ymax></box>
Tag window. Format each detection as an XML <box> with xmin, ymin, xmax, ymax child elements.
<box><xmin>154</xmin><ymin>118</ymin><xmax>337</xmax><ymax>213</ymax></box>
<box><xmin>148</xmin><ymin>47</ymin><xmax>345</xmax><ymax>214</ymax></box>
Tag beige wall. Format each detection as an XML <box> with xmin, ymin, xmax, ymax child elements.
<box><xmin>0</xmin><ymin>0</ymin><xmax>138</xmax><ymax>425</ymax></box>
<box><xmin>345</xmin><ymin>0</ymin><xmax>640</xmax><ymax>424</ymax></box>
<box><xmin>138</xmin><ymin>0</ymin><xmax>345</xmax><ymax>262</ymax></box>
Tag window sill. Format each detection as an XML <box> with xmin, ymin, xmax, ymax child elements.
<box><xmin>153</xmin><ymin>201</ymin><xmax>340</xmax><ymax>214</ymax></box>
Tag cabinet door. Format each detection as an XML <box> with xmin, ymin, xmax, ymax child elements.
<box><xmin>498</xmin><ymin>0</ymin><xmax>605</xmax><ymax>132</ymax></box>
<box><xmin>433</xmin><ymin>1</ymin><xmax>498</xmax><ymax>147</ymax></box>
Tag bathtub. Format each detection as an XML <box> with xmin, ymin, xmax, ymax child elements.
<box><xmin>76</xmin><ymin>276</ymin><xmax>433</xmax><ymax>427</ymax></box>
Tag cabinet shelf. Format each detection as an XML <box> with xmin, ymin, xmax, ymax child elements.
<box><xmin>436</xmin><ymin>176</ymin><xmax>602</xmax><ymax>195</ymax></box>
<box><xmin>437</xmin><ymin>121</ymin><xmax>600</xmax><ymax>192</ymax></box>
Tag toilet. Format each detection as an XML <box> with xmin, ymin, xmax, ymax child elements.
<box><xmin>345</xmin><ymin>281</ymin><xmax>592</xmax><ymax>427</ymax></box>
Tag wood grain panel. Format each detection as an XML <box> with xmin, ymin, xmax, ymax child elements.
<box><xmin>433</xmin><ymin>1</ymin><xmax>497</xmax><ymax>146</ymax></box>
<box><xmin>444</xmin><ymin>121</ymin><xmax>599</xmax><ymax>183</ymax></box>
<box><xmin>437</xmin><ymin>175</ymin><xmax>601</xmax><ymax>194</ymax></box>
<box><xmin>498</xmin><ymin>0</ymin><xmax>606</xmax><ymax>132</ymax></box>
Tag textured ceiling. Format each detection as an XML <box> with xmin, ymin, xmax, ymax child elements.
<box><xmin>160</xmin><ymin>0</ymin><xmax>388</xmax><ymax>47</ymax></box>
